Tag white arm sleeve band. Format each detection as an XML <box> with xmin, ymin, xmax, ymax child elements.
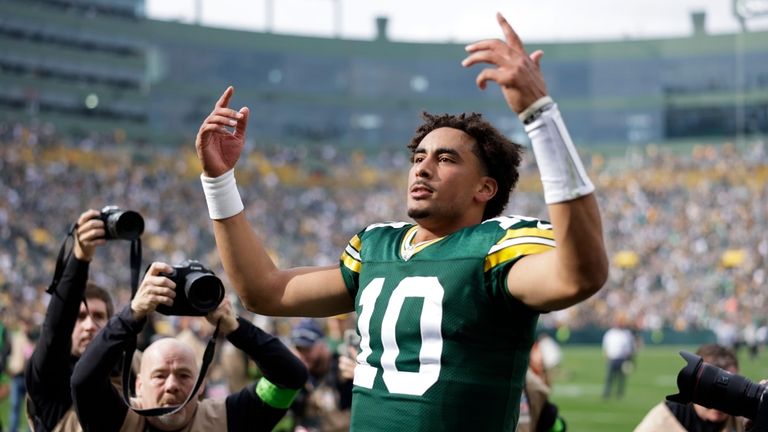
<box><xmin>524</xmin><ymin>103</ymin><xmax>595</xmax><ymax>204</ymax></box>
<box><xmin>200</xmin><ymin>168</ymin><xmax>244</xmax><ymax>220</ymax></box>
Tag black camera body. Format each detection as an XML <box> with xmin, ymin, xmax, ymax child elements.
<box><xmin>155</xmin><ymin>260</ymin><xmax>225</xmax><ymax>317</ymax></box>
<box><xmin>668</xmin><ymin>351</ymin><xmax>768</xmax><ymax>430</ymax></box>
<box><xmin>100</xmin><ymin>205</ymin><xmax>144</xmax><ymax>240</ymax></box>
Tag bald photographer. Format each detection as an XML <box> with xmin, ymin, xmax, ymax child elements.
<box><xmin>70</xmin><ymin>261</ymin><xmax>308</xmax><ymax>432</ymax></box>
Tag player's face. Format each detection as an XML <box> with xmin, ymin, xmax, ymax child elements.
<box><xmin>70</xmin><ymin>299</ymin><xmax>108</xmax><ymax>357</ymax></box>
<box><xmin>407</xmin><ymin>127</ymin><xmax>489</xmax><ymax>226</ymax></box>
<box><xmin>137</xmin><ymin>339</ymin><xmax>200</xmax><ymax>431</ymax></box>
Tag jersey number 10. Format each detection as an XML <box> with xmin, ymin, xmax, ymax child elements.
<box><xmin>353</xmin><ymin>276</ymin><xmax>445</xmax><ymax>396</ymax></box>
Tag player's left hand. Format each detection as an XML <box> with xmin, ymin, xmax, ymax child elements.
<box><xmin>462</xmin><ymin>12</ymin><xmax>548</xmax><ymax>113</ymax></box>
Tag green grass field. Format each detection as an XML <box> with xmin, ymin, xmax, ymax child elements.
<box><xmin>2</xmin><ymin>345</ymin><xmax>766</xmax><ymax>431</ymax></box>
<box><xmin>552</xmin><ymin>345</ymin><xmax>768</xmax><ymax>431</ymax></box>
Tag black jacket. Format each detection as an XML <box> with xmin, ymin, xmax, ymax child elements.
<box><xmin>25</xmin><ymin>255</ymin><xmax>89</xmax><ymax>432</ymax></box>
<box><xmin>71</xmin><ymin>305</ymin><xmax>308</xmax><ymax>432</ymax></box>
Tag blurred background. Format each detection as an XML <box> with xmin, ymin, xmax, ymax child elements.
<box><xmin>1</xmin><ymin>0</ymin><xmax>768</xmax><ymax>430</ymax></box>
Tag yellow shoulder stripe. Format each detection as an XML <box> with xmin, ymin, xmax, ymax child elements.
<box><xmin>341</xmin><ymin>234</ymin><xmax>362</xmax><ymax>274</ymax></box>
<box><xmin>497</xmin><ymin>227</ymin><xmax>554</xmax><ymax>243</ymax></box>
<box><xmin>484</xmin><ymin>243</ymin><xmax>554</xmax><ymax>272</ymax></box>
<box><xmin>342</xmin><ymin>252</ymin><xmax>361</xmax><ymax>273</ymax></box>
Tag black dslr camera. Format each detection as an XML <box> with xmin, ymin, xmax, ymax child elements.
<box><xmin>100</xmin><ymin>205</ymin><xmax>144</xmax><ymax>240</ymax></box>
<box><xmin>155</xmin><ymin>260</ymin><xmax>225</xmax><ymax>316</ymax></box>
<box><xmin>668</xmin><ymin>351</ymin><xmax>768</xmax><ymax>430</ymax></box>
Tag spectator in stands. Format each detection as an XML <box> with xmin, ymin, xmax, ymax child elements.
<box><xmin>25</xmin><ymin>209</ymin><xmax>116</xmax><ymax>432</ymax></box>
<box><xmin>0</xmin><ymin>316</ymin><xmax>10</xmax><ymax>432</ymax></box>
<box><xmin>7</xmin><ymin>316</ymin><xmax>35</xmax><ymax>432</ymax></box>
<box><xmin>633</xmin><ymin>344</ymin><xmax>745</xmax><ymax>432</ymax></box>
<box><xmin>193</xmin><ymin>12</ymin><xmax>607</xmax><ymax>431</ymax></box>
<box><xmin>71</xmin><ymin>262</ymin><xmax>308</xmax><ymax>432</ymax></box>
<box><xmin>3</xmin><ymin>117</ymin><xmax>768</xmax><ymax>338</ymax></box>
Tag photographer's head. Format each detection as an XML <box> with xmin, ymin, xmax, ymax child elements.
<box><xmin>71</xmin><ymin>282</ymin><xmax>113</xmax><ymax>357</ymax></box>
<box><xmin>292</xmin><ymin>319</ymin><xmax>331</xmax><ymax>377</ymax></box>
<box><xmin>693</xmin><ymin>344</ymin><xmax>739</xmax><ymax>423</ymax></box>
<box><xmin>136</xmin><ymin>338</ymin><xmax>202</xmax><ymax>431</ymax></box>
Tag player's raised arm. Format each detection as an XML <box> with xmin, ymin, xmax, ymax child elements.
<box><xmin>195</xmin><ymin>86</ymin><xmax>353</xmax><ymax>317</ymax></box>
<box><xmin>463</xmin><ymin>13</ymin><xmax>608</xmax><ymax>311</ymax></box>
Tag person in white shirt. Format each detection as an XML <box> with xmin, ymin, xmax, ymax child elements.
<box><xmin>602</xmin><ymin>317</ymin><xmax>636</xmax><ymax>399</ymax></box>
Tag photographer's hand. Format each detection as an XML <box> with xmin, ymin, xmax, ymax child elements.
<box><xmin>206</xmin><ymin>297</ymin><xmax>239</xmax><ymax>335</ymax></box>
<box><xmin>73</xmin><ymin>209</ymin><xmax>106</xmax><ymax>262</ymax></box>
<box><xmin>338</xmin><ymin>346</ymin><xmax>358</xmax><ymax>382</ymax></box>
<box><xmin>131</xmin><ymin>262</ymin><xmax>176</xmax><ymax>321</ymax></box>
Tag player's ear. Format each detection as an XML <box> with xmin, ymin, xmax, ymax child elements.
<box><xmin>476</xmin><ymin>176</ymin><xmax>497</xmax><ymax>203</ymax></box>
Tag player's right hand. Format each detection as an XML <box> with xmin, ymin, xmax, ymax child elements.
<box><xmin>195</xmin><ymin>86</ymin><xmax>250</xmax><ymax>178</ymax></box>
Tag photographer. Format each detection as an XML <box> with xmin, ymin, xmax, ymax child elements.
<box><xmin>290</xmin><ymin>319</ymin><xmax>352</xmax><ymax>432</ymax></box>
<box><xmin>26</xmin><ymin>209</ymin><xmax>115</xmax><ymax>432</ymax></box>
<box><xmin>634</xmin><ymin>344</ymin><xmax>745</xmax><ymax>432</ymax></box>
<box><xmin>71</xmin><ymin>262</ymin><xmax>308</xmax><ymax>432</ymax></box>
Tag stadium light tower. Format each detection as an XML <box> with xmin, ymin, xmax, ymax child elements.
<box><xmin>730</xmin><ymin>0</ymin><xmax>768</xmax><ymax>144</ymax></box>
<box><xmin>733</xmin><ymin>0</ymin><xmax>768</xmax><ymax>31</ymax></box>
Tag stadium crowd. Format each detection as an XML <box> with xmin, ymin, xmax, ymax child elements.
<box><xmin>0</xmin><ymin>119</ymin><xmax>767</xmax><ymax>428</ymax></box>
<box><xmin>3</xmin><ymin>120</ymin><xmax>766</xmax><ymax>329</ymax></box>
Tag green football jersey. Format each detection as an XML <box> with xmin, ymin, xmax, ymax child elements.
<box><xmin>339</xmin><ymin>215</ymin><xmax>555</xmax><ymax>431</ymax></box>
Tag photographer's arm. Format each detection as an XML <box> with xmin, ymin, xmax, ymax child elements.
<box><xmin>26</xmin><ymin>210</ymin><xmax>104</xmax><ymax>429</ymax></box>
<box><xmin>71</xmin><ymin>262</ymin><xmax>173</xmax><ymax>432</ymax></box>
<box><xmin>27</xmin><ymin>254</ymin><xmax>88</xmax><ymax>385</ymax></box>
<box><xmin>30</xmin><ymin>209</ymin><xmax>104</xmax><ymax>372</ymax></box>
<box><xmin>71</xmin><ymin>306</ymin><xmax>144</xmax><ymax>432</ymax></box>
<box><xmin>206</xmin><ymin>301</ymin><xmax>308</xmax><ymax>431</ymax></box>
<box><xmin>196</xmin><ymin>87</ymin><xmax>353</xmax><ymax>317</ymax></box>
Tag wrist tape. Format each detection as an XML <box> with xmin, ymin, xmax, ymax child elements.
<box><xmin>518</xmin><ymin>95</ymin><xmax>554</xmax><ymax>125</ymax></box>
<box><xmin>200</xmin><ymin>168</ymin><xmax>244</xmax><ymax>220</ymax></box>
<box><xmin>524</xmin><ymin>103</ymin><xmax>595</xmax><ymax>204</ymax></box>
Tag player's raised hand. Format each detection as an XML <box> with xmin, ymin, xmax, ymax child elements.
<box><xmin>462</xmin><ymin>12</ymin><xmax>548</xmax><ymax>113</ymax></box>
<box><xmin>195</xmin><ymin>86</ymin><xmax>250</xmax><ymax>178</ymax></box>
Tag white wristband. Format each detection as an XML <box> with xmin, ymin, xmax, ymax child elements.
<box><xmin>525</xmin><ymin>103</ymin><xmax>595</xmax><ymax>204</ymax></box>
<box><xmin>200</xmin><ymin>169</ymin><xmax>244</xmax><ymax>220</ymax></box>
<box><xmin>518</xmin><ymin>95</ymin><xmax>554</xmax><ymax>124</ymax></box>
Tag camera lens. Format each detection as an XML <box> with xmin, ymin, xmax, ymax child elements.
<box><xmin>668</xmin><ymin>351</ymin><xmax>767</xmax><ymax>419</ymax></box>
<box><xmin>106</xmin><ymin>210</ymin><xmax>145</xmax><ymax>240</ymax></box>
<box><xmin>184</xmin><ymin>272</ymin><xmax>224</xmax><ymax>313</ymax></box>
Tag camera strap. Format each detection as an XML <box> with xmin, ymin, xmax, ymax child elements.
<box><xmin>47</xmin><ymin>222</ymin><xmax>78</xmax><ymax>294</ymax></box>
<box><xmin>119</xmin><ymin>320</ymin><xmax>221</xmax><ymax>417</ymax></box>
<box><xmin>48</xmin><ymin>224</ymin><xmax>142</xmax><ymax>294</ymax></box>
<box><xmin>130</xmin><ymin>239</ymin><xmax>141</xmax><ymax>294</ymax></box>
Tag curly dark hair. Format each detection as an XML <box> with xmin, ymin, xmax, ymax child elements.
<box><xmin>408</xmin><ymin>111</ymin><xmax>523</xmax><ymax>221</ymax></box>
